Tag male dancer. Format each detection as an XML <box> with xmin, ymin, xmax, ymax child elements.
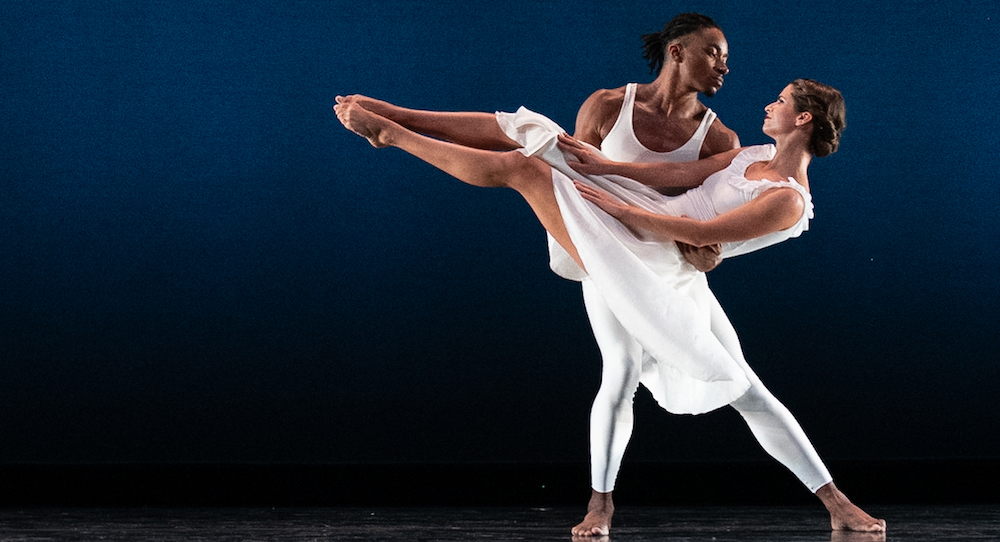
<box><xmin>567</xmin><ymin>14</ymin><xmax>882</xmax><ymax>537</ymax></box>
<box><xmin>570</xmin><ymin>13</ymin><xmax>737</xmax><ymax>536</ymax></box>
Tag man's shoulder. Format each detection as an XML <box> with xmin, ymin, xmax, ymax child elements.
<box><xmin>579</xmin><ymin>86</ymin><xmax>628</xmax><ymax>119</ymax></box>
<box><xmin>702</xmin><ymin>115</ymin><xmax>741</xmax><ymax>155</ymax></box>
<box><xmin>575</xmin><ymin>86</ymin><xmax>629</xmax><ymax>143</ymax></box>
<box><xmin>585</xmin><ymin>85</ymin><xmax>628</xmax><ymax>102</ymax></box>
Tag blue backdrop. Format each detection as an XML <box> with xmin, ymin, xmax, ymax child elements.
<box><xmin>2</xmin><ymin>1</ymin><xmax>998</xmax><ymax>466</ymax></box>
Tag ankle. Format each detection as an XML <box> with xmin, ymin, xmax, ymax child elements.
<box><xmin>816</xmin><ymin>482</ymin><xmax>851</xmax><ymax>508</ymax></box>
<box><xmin>588</xmin><ymin>490</ymin><xmax>614</xmax><ymax>513</ymax></box>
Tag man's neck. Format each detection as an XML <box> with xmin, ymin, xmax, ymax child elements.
<box><xmin>639</xmin><ymin>68</ymin><xmax>705</xmax><ymax>118</ymax></box>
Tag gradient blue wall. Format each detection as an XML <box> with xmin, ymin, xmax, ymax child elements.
<box><xmin>2</xmin><ymin>0</ymin><xmax>998</xmax><ymax>465</ymax></box>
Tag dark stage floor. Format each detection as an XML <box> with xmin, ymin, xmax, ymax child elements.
<box><xmin>0</xmin><ymin>505</ymin><xmax>997</xmax><ymax>541</ymax></box>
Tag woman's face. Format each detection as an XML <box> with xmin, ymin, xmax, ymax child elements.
<box><xmin>762</xmin><ymin>84</ymin><xmax>803</xmax><ymax>137</ymax></box>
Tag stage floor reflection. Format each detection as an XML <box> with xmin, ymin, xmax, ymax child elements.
<box><xmin>0</xmin><ymin>505</ymin><xmax>997</xmax><ymax>541</ymax></box>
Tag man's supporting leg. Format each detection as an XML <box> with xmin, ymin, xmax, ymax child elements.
<box><xmin>572</xmin><ymin>279</ymin><xmax>644</xmax><ymax>537</ymax></box>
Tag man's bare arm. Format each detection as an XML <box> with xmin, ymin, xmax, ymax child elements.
<box><xmin>700</xmin><ymin>118</ymin><xmax>741</xmax><ymax>158</ymax></box>
<box><xmin>572</xmin><ymin>88</ymin><xmax>626</xmax><ymax>146</ymax></box>
<box><xmin>558</xmin><ymin>136</ymin><xmax>741</xmax><ymax>191</ymax></box>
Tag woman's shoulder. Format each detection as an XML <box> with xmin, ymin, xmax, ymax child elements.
<box><xmin>734</xmin><ymin>144</ymin><xmax>776</xmax><ymax>162</ymax></box>
<box><xmin>726</xmin><ymin>144</ymin><xmax>810</xmax><ymax>200</ymax></box>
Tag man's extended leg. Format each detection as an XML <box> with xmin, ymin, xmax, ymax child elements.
<box><xmin>707</xmin><ymin>293</ymin><xmax>886</xmax><ymax>532</ymax></box>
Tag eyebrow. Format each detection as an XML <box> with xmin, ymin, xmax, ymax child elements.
<box><xmin>706</xmin><ymin>44</ymin><xmax>728</xmax><ymax>57</ymax></box>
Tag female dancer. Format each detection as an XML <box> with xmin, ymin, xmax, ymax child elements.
<box><xmin>333</xmin><ymin>79</ymin><xmax>885</xmax><ymax>535</ymax></box>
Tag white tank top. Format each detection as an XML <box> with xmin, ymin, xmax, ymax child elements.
<box><xmin>601</xmin><ymin>83</ymin><xmax>716</xmax><ymax>163</ymax></box>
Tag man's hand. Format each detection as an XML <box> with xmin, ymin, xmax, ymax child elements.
<box><xmin>558</xmin><ymin>134</ymin><xmax>616</xmax><ymax>175</ymax></box>
<box><xmin>676</xmin><ymin>241</ymin><xmax>722</xmax><ymax>272</ymax></box>
<box><xmin>574</xmin><ymin>181</ymin><xmax>630</xmax><ymax>219</ymax></box>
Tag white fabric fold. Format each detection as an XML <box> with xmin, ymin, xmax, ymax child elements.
<box><xmin>497</xmin><ymin>107</ymin><xmax>752</xmax><ymax>413</ymax></box>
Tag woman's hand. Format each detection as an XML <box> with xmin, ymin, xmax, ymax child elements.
<box><xmin>574</xmin><ymin>181</ymin><xmax>631</xmax><ymax>219</ymax></box>
<box><xmin>557</xmin><ymin>134</ymin><xmax>616</xmax><ymax>175</ymax></box>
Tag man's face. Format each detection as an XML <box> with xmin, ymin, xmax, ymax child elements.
<box><xmin>679</xmin><ymin>28</ymin><xmax>730</xmax><ymax>97</ymax></box>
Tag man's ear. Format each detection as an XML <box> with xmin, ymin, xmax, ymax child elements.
<box><xmin>795</xmin><ymin>111</ymin><xmax>813</xmax><ymax>126</ymax></box>
<box><xmin>667</xmin><ymin>42</ymin><xmax>683</xmax><ymax>63</ymax></box>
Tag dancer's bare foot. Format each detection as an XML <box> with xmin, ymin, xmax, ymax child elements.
<box><xmin>571</xmin><ymin>490</ymin><xmax>614</xmax><ymax>537</ymax></box>
<box><xmin>816</xmin><ymin>482</ymin><xmax>886</xmax><ymax>532</ymax></box>
<box><xmin>333</xmin><ymin>101</ymin><xmax>395</xmax><ymax>148</ymax></box>
<box><xmin>830</xmin><ymin>530</ymin><xmax>886</xmax><ymax>542</ymax></box>
<box><xmin>335</xmin><ymin>94</ymin><xmax>397</xmax><ymax>118</ymax></box>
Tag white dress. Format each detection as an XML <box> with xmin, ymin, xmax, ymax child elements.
<box><xmin>496</xmin><ymin>107</ymin><xmax>814</xmax><ymax>415</ymax></box>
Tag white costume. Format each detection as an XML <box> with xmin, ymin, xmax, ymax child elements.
<box><xmin>496</xmin><ymin>91</ymin><xmax>833</xmax><ymax>493</ymax></box>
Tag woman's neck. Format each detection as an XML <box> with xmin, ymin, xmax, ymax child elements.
<box><xmin>768</xmin><ymin>136</ymin><xmax>812</xmax><ymax>187</ymax></box>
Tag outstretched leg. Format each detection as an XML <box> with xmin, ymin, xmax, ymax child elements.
<box><xmin>707</xmin><ymin>295</ymin><xmax>885</xmax><ymax>532</ymax></box>
<box><xmin>730</xmin><ymin>384</ymin><xmax>885</xmax><ymax>531</ymax></box>
<box><xmin>336</xmin><ymin>95</ymin><xmax>521</xmax><ymax>151</ymax></box>
<box><xmin>334</xmin><ymin>100</ymin><xmax>583</xmax><ymax>269</ymax></box>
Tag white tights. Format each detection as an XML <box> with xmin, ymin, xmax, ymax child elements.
<box><xmin>582</xmin><ymin>279</ymin><xmax>833</xmax><ymax>494</ymax></box>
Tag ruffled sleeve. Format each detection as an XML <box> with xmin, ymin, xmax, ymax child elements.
<box><xmin>719</xmin><ymin>145</ymin><xmax>815</xmax><ymax>258</ymax></box>
<box><xmin>728</xmin><ymin>144</ymin><xmax>776</xmax><ymax>172</ymax></box>
<box><xmin>726</xmin><ymin>144</ymin><xmax>813</xmax><ymax>221</ymax></box>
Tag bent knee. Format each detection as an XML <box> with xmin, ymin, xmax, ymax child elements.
<box><xmin>504</xmin><ymin>155</ymin><xmax>552</xmax><ymax>192</ymax></box>
<box><xmin>731</xmin><ymin>384</ymin><xmax>787</xmax><ymax>415</ymax></box>
<box><xmin>595</xmin><ymin>374</ymin><xmax>641</xmax><ymax>404</ymax></box>
<box><xmin>593</xmin><ymin>389</ymin><xmax>637</xmax><ymax>413</ymax></box>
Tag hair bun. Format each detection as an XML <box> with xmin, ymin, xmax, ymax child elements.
<box><xmin>812</xmin><ymin>114</ymin><xmax>839</xmax><ymax>157</ymax></box>
<box><xmin>790</xmin><ymin>79</ymin><xmax>846</xmax><ymax>157</ymax></box>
